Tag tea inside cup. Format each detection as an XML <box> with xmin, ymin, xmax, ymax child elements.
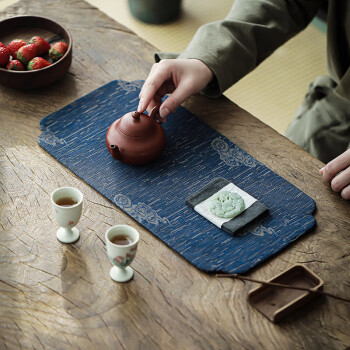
<box><xmin>52</xmin><ymin>187</ymin><xmax>83</xmax><ymax>208</ymax></box>
<box><xmin>105</xmin><ymin>225</ymin><xmax>139</xmax><ymax>282</ymax></box>
<box><xmin>51</xmin><ymin>187</ymin><xmax>83</xmax><ymax>243</ymax></box>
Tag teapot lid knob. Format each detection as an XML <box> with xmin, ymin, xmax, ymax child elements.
<box><xmin>131</xmin><ymin>111</ymin><xmax>140</xmax><ymax>119</ymax></box>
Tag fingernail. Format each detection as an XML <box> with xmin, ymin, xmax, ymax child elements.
<box><xmin>137</xmin><ymin>98</ymin><xmax>144</xmax><ymax>112</ymax></box>
<box><xmin>160</xmin><ymin>107</ymin><xmax>169</xmax><ymax>119</ymax></box>
<box><xmin>319</xmin><ymin>167</ymin><xmax>325</xmax><ymax>175</ymax></box>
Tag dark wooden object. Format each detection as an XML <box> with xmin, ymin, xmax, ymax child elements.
<box><xmin>0</xmin><ymin>0</ymin><xmax>349</xmax><ymax>349</ymax></box>
<box><xmin>0</xmin><ymin>15</ymin><xmax>72</xmax><ymax>89</ymax></box>
<box><xmin>247</xmin><ymin>264</ymin><xmax>324</xmax><ymax>323</ymax></box>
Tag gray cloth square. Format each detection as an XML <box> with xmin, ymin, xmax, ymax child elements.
<box><xmin>186</xmin><ymin>178</ymin><xmax>269</xmax><ymax>236</ymax></box>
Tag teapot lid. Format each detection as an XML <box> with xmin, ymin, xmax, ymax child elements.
<box><xmin>119</xmin><ymin>111</ymin><xmax>157</xmax><ymax>137</ymax></box>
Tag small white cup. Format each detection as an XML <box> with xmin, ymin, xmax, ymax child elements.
<box><xmin>51</xmin><ymin>187</ymin><xmax>83</xmax><ymax>243</ymax></box>
<box><xmin>105</xmin><ymin>225</ymin><xmax>139</xmax><ymax>282</ymax></box>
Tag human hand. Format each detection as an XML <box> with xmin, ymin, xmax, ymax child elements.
<box><xmin>138</xmin><ymin>58</ymin><xmax>213</xmax><ymax>121</ymax></box>
<box><xmin>320</xmin><ymin>149</ymin><xmax>350</xmax><ymax>199</ymax></box>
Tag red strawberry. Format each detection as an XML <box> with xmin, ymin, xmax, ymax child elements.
<box><xmin>49</xmin><ymin>42</ymin><xmax>68</xmax><ymax>61</ymax></box>
<box><xmin>16</xmin><ymin>44</ymin><xmax>38</xmax><ymax>64</ymax></box>
<box><xmin>29</xmin><ymin>36</ymin><xmax>50</xmax><ymax>55</ymax></box>
<box><xmin>6</xmin><ymin>60</ymin><xmax>24</xmax><ymax>71</ymax></box>
<box><xmin>0</xmin><ymin>42</ymin><xmax>7</xmax><ymax>49</ymax></box>
<box><xmin>27</xmin><ymin>57</ymin><xmax>51</xmax><ymax>70</ymax></box>
<box><xmin>0</xmin><ymin>46</ymin><xmax>10</xmax><ymax>66</ymax></box>
<box><xmin>8</xmin><ymin>39</ymin><xmax>26</xmax><ymax>59</ymax></box>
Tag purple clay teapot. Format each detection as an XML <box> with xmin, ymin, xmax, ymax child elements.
<box><xmin>106</xmin><ymin>106</ymin><xmax>166</xmax><ymax>165</ymax></box>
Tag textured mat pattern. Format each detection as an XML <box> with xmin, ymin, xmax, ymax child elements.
<box><xmin>38</xmin><ymin>80</ymin><xmax>316</xmax><ymax>274</ymax></box>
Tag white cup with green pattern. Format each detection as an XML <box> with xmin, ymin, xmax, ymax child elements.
<box><xmin>105</xmin><ymin>225</ymin><xmax>139</xmax><ymax>282</ymax></box>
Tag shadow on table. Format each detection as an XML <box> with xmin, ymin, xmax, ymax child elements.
<box><xmin>60</xmin><ymin>243</ymin><xmax>145</xmax><ymax>324</ymax></box>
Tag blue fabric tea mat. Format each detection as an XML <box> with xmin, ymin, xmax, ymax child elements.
<box><xmin>38</xmin><ymin>80</ymin><xmax>316</xmax><ymax>274</ymax></box>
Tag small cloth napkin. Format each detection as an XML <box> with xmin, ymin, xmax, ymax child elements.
<box><xmin>186</xmin><ymin>177</ymin><xmax>268</xmax><ymax>236</ymax></box>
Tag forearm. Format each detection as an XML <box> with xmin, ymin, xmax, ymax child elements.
<box><xmin>177</xmin><ymin>0</ymin><xmax>321</xmax><ymax>97</ymax></box>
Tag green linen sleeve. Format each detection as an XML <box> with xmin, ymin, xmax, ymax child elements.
<box><xmin>158</xmin><ymin>0</ymin><xmax>321</xmax><ymax>98</ymax></box>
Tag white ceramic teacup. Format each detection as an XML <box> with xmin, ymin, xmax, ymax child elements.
<box><xmin>51</xmin><ymin>187</ymin><xmax>83</xmax><ymax>243</ymax></box>
<box><xmin>105</xmin><ymin>225</ymin><xmax>139</xmax><ymax>282</ymax></box>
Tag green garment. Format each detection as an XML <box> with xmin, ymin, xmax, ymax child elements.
<box><xmin>285</xmin><ymin>75</ymin><xmax>350</xmax><ymax>163</ymax></box>
<box><xmin>156</xmin><ymin>0</ymin><xmax>350</xmax><ymax>163</ymax></box>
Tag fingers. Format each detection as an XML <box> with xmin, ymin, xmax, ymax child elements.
<box><xmin>146</xmin><ymin>99</ymin><xmax>160</xmax><ymax>115</ymax></box>
<box><xmin>330</xmin><ymin>166</ymin><xmax>350</xmax><ymax>195</ymax></box>
<box><xmin>138</xmin><ymin>66</ymin><xmax>166</xmax><ymax>112</ymax></box>
<box><xmin>139</xmin><ymin>58</ymin><xmax>214</xmax><ymax>118</ymax></box>
<box><xmin>340</xmin><ymin>184</ymin><xmax>350</xmax><ymax>200</ymax></box>
<box><xmin>320</xmin><ymin>149</ymin><xmax>350</xmax><ymax>200</ymax></box>
<box><xmin>144</xmin><ymin>78</ymin><xmax>192</xmax><ymax>119</ymax></box>
<box><xmin>159</xmin><ymin>80</ymin><xmax>194</xmax><ymax>118</ymax></box>
<box><xmin>145</xmin><ymin>87</ymin><xmax>169</xmax><ymax>115</ymax></box>
<box><xmin>322</xmin><ymin>149</ymin><xmax>350</xmax><ymax>183</ymax></box>
<box><xmin>138</xmin><ymin>61</ymin><xmax>173</xmax><ymax>113</ymax></box>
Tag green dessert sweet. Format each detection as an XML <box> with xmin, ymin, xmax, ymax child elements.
<box><xmin>209</xmin><ymin>191</ymin><xmax>245</xmax><ymax>219</ymax></box>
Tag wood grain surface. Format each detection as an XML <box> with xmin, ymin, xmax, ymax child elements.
<box><xmin>0</xmin><ymin>0</ymin><xmax>349</xmax><ymax>349</ymax></box>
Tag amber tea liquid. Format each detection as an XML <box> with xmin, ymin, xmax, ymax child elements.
<box><xmin>55</xmin><ymin>197</ymin><xmax>78</xmax><ymax>207</ymax></box>
<box><xmin>111</xmin><ymin>234</ymin><xmax>133</xmax><ymax>246</ymax></box>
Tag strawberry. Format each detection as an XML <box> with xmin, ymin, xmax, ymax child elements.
<box><xmin>0</xmin><ymin>45</ymin><xmax>10</xmax><ymax>66</ymax></box>
<box><xmin>49</xmin><ymin>42</ymin><xmax>68</xmax><ymax>61</ymax></box>
<box><xmin>27</xmin><ymin>57</ymin><xmax>51</xmax><ymax>70</ymax></box>
<box><xmin>8</xmin><ymin>39</ymin><xmax>26</xmax><ymax>59</ymax></box>
<box><xmin>0</xmin><ymin>42</ymin><xmax>7</xmax><ymax>49</ymax></box>
<box><xmin>16</xmin><ymin>44</ymin><xmax>38</xmax><ymax>65</ymax></box>
<box><xmin>29</xmin><ymin>36</ymin><xmax>50</xmax><ymax>55</ymax></box>
<box><xmin>6</xmin><ymin>60</ymin><xmax>24</xmax><ymax>71</ymax></box>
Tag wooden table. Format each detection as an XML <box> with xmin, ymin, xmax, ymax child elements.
<box><xmin>1</xmin><ymin>1</ymin><xmax>349</xmax><ymax>349</ymax></box>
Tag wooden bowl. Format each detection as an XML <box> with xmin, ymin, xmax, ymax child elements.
<box><xmin>0</xmin><ymin>15</ymin><xmax>72</xmax><ymax>89</ymax></box>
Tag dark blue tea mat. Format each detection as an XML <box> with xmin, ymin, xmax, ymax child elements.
<box><xmin>38</xmin><ymin>80</ymin><xmax>316</xmax><ymax>274</ymax></box>
<box><xmin>186</xmin><ymin>177</ymin><xmax>269</xmax><ymax>236</ymax></box>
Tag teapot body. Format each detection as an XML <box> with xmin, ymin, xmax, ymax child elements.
<box><xmin>106</xmin><ymin>109</ymin><xmax>166</xmax><ymax>165</ymax></box>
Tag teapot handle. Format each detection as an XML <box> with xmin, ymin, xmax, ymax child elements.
<box><xmin>149</xmin><ymin>105</ymin><xmax>166</xmax><ymax>124</ymax></box>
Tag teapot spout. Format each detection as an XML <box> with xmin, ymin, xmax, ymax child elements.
<box><xmin>110</xmin><ymin>144</ymin><xmax>122</xmax><ymax>161</ymax></box>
